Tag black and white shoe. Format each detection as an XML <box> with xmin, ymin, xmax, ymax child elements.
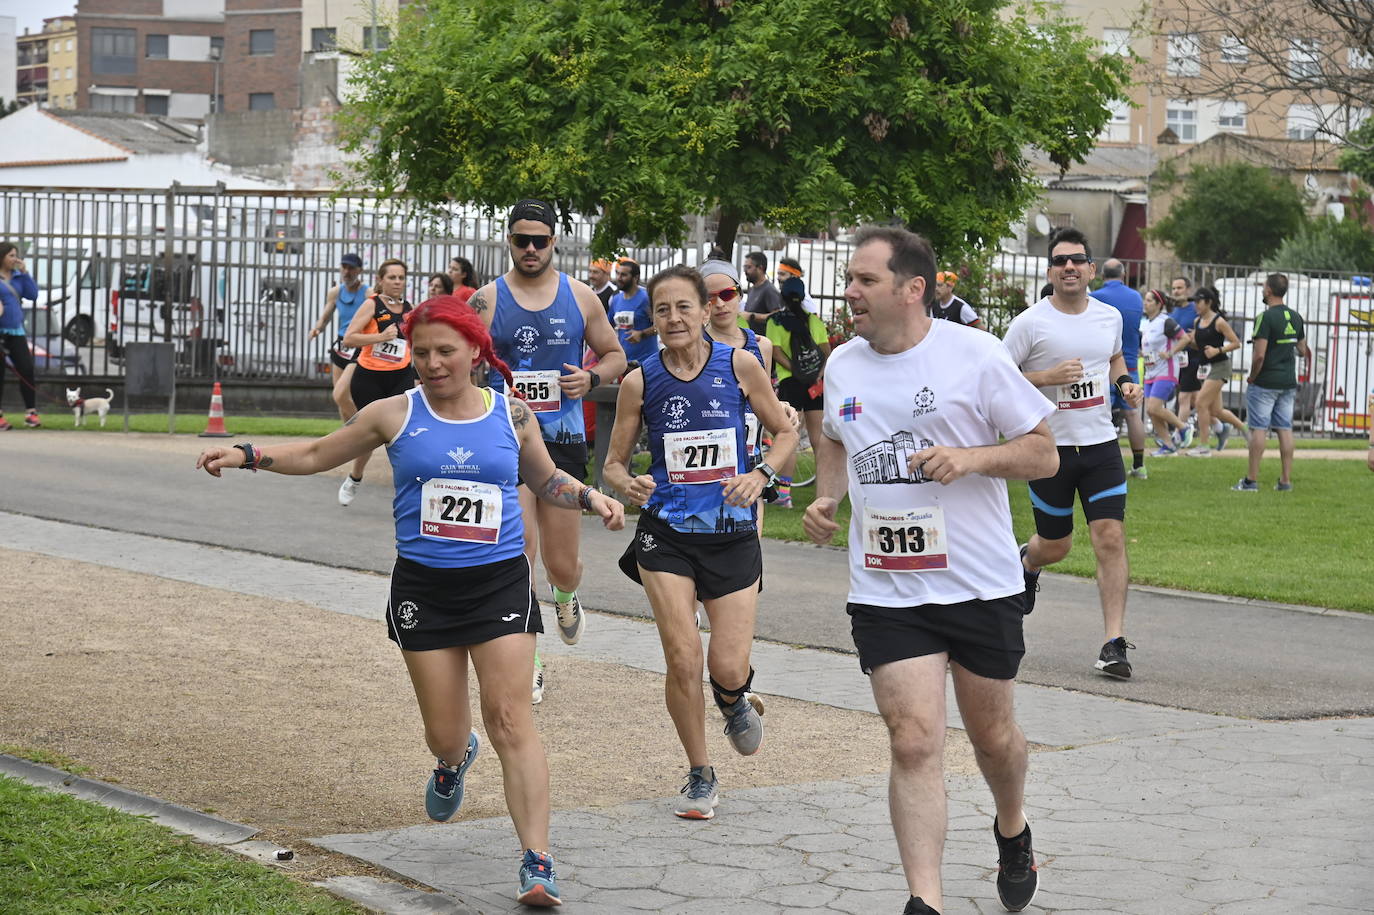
<box><xmin>1095</xmin><ymin>637</ymin><xmax>1135</xmax><ymax>679</ymax></box>
<box><xmin>1018</xmin><ymin>544</ymin><xmax>1040</xmax><ymax>615</ymax></box>
<box><xmin>993</xmin><ymin>817</ymin><xmax>1038</xmax><ymax>912</ymax></box>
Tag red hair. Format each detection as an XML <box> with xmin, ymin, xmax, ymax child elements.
<box><xmin>403</xmin><ymin>295</ymin><xmax>516</xmax><ymax>391</ymax></box>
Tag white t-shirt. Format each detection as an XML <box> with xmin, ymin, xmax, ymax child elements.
<box><xmin>1002</xmin><ymin>297</ymin><xmax>1122</xmax><ymax>446</ymax></box>
<box><xmin>1141</xmin><ymin>313</ymin><xmax>1183</xmax><ymax>382</ymax></box>
<box><xmin>821</xmin><ymin>321</ymin><xmax>1055</xmax><ymax>608</ymax></box>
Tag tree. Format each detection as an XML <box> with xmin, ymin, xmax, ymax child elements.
<box><xmin>1148</xmin><ymin>162</ymin><xmax>1308</xmax><ymax>265</ymax></box>
<box><xmin>1264</xmin><ymin>211</ymin><xmax>1374</xmax><ymax>273</ymax></box>
<box><xmin>338</xmin><ymin>0</ymin><xmax>1129</xmax><ymax>257</ymax></box>
<box><xmin>1155</xmin><ymin>0</ymin><xmax>1373</xmax><ymax>147</ymax></box>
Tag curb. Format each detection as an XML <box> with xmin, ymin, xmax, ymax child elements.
<box><xmin>0</xmin><ymin>753</ymin><xmax>471</xmax><ymax>914</ymax></box>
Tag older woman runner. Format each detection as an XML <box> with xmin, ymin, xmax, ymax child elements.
<box><xmin>197</xmin><ymin>296</ymin><xmax>625</xmax><ymax>907</ymax></box>
<box><xmin>604</xmin><ymin>265</ymin><xmax>797</xmax><ymax>819</ymax></box>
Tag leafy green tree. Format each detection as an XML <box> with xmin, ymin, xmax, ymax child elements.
<box><xmin>1264</xmin><ymin>212</ymin><xmax>1374</xmax><ymax>274</ymax></box>
<box><xmin>1148</xmin><ymin>162</ymin><xmax>1307</xmax><ymax>265</ymax></box>
<box><xmin>339</xmin><ymin>0</ymin><xmax>1129</xmax><ymax>257</ymax></box>
<box><xmin>1338</xmin><ymin>119</ymin><xmax>1374</xmax><ymax>186</ymax></box>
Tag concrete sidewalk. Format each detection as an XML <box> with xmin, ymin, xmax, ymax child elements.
<box><xmin>4</xmin><ymin>514</ymin><xmax>1372</xmax><ymax>913</ymax></box>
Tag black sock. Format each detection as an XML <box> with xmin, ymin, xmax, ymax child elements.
<box><xmin>1132</xmin><ymin>449</ymin><xmax>1144</xmax><ymax>469</ymax></box>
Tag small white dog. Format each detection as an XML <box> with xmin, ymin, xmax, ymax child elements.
<box><xmin>67</xmin><ymin>387</ymin><xmax>115</xmax><ymax>427</ymax></box>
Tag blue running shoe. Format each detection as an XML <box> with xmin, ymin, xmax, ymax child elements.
<box><xmin>425</xmin><ymin>731</ymin><xmax>479</xmax><ymax>822</ymax></box>
<box><xmin>516</xmin><ymin>849</ymin><xmax>562</xmax><ymax>906</ymax></box>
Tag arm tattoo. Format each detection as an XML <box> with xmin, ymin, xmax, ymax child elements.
<box><xmin>539</xmin><ymin>469</ymin><xmax>585</xmax><ymax>508</ymax></box>
<box><xmin>258</xmin><ymin>456</ymin><xmax>274</xmax><ymax>469</ymax></box>
<box><xmin>469</xmin><ymin>290</ymin><xmax>488</xmax><ymax>315</ymax></box>
<box><xmin>343</xmin><ymin>414</ymin><xmax>359</xmax><ymax>427</ymax></box>
<box><xmin>510</xmin><ymin>401</ymin><xmax>531</xmax><ymax>430</ymax></box>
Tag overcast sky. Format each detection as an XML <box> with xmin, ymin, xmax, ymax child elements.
<box><xmin>6</xmin><ymin>0</ymin><xmax>77</xmax><ymax>38</ymax></box>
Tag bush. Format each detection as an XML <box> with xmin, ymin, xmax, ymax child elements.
<box><xmin>1264</xmin><ymin>212</ymin><xmax>1374</xmax><ymax>274</ymax></box>
<box><xmin>1148</xmin><ymin>162</ymin><xmax>1307</xmax><ymax>265</ymax></box>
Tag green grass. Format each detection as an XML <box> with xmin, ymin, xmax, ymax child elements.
<box><xmin>0</xmin><ymin>745</ymin><xmax>91</xmax><ymax>776</ymax></box>
<box><xmin>25</xmin><ymin>413</ymin><xmax>341</xmax><ymax>436</ymax></box>
<box><xmin>763</xmin><ymin>453</ymin><xmax>1374</xmax><ymax>613</ymax></box>
<box><xmin>0</xmin><ymin>776</ymin><xmax>360</xmax><ymax>914</ymax></box>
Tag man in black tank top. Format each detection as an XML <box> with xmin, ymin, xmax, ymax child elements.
<box><xmin>930</xmin><ymin>271</ymin><xmax>983</xmax><ymax>328</ymax></box>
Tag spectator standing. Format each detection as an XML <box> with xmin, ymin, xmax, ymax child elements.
<box><xmin>742</xmin><ymin>251</ymin><xmax>782</xmax><ymax>331</ymax></box>
<box><xmin>1233</xmin><ymin>273</ymin><xmax>1310</xmax><ymax>491</ymax></box>
<box><xmin>1090</xmin><ymin>259</ymin><xmax>1148</xmax><ymax>477</ymax></box>
<box><xmin>610</xmin><ymin>257</ymin><xmax>657</xmax><ymax>367</ymax></box>
<box><xmin>0</xmin><ymin>242</ymin><xmax>42</xmax><ymax>429</ymax></box>
<box><xmin>930</xmin><ymin>270</ymin><xmax>983</xmax><ymax>329</ymax></box>
<box><xmin>1185</xmin><ymin>286</ymin><xmax>1246</xmax><ymax>455</ymax></box>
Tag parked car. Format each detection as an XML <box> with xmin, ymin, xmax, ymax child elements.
<box><xmin>25</xmin><ymin>305</ymin><xmax>85</xmax><ymax>374</ymax></box>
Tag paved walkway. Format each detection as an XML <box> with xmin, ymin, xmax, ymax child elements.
<box><xmin>4</xmin><ymin>514</ymin><xmax>1372</xmax><ymax>913</ymax></box>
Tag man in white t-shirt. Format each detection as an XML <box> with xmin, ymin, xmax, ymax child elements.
<box><xmin>804</xmin><ymin>225</ymin><xmax>1057</xmax><ymax>915</ymax></box>
<box><xmin>1002</xmin><ymin>227</ymin><xmax>1143</xmax><ymax>680</ymax></box>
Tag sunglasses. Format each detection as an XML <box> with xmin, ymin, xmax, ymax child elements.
<box><xmin>510</xmin><ymin>233</ymin><xmax>553</xmax><ymax>250</ymax></box>
<box><xmin>1050</xmin><ymin>253</ymin><xmax>1092</xmax><ymax>267</ymax></box>
<box><xmin>708</xmin><ymin>287</ymin><xmax>742</xmax><ymax>304</ymax></box>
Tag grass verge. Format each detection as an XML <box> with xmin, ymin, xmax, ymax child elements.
<box><xmin>23</xmin><ymin>413</ymin><xmax>341</xmax><ymax>436</ymax></box>
<box><xmin>0</xmin><ymin>775</ymin><xmax>360</xmax><ymax>914</ymax></box>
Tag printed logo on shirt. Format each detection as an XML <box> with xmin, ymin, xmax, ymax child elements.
<box><xmin>513</xmin><ymin>325</ymin><xmax>540</xmax><ymax>354</ymax></box>
<box><xmin>639</xmin><ymin>532</ymin><xmax>658</xmax><ymax>552</ymax></box>
<box><xmin>548</xmin><ymin>317</ymin><xmax>566</xmax><ymax>325</ymax></box>
<box><xmin>912</xmin><ymin>387</ymin><xmax>937</xmax><ymax>417</ymax></box>
<box><xmin>396</xmin><ymin>600</ymin><xmax>420</xmax><ymax>630</ymax></box>
<box><xmin>852</xmin><ymin>432</ymin><xmax>936</xmax><ymax>485</ymax></box>
<box><xmin>441</xmin><ymin>446</ymin><xmax>480</xmax><ymax>474</ymax></box>
<box><xmin>662</xmin><ymin>394</ymin><xmax>692</xmax><ymax>430</ymax></box>
<box><xmin>408</xmin><ymin>427</ymin><xmax>430</xmax><ymax>437</ymax></box>
<box><xmin>711</xmin><ymin>376</ymin><xmax>727</xmax><ymax>388</ymax></box>
<box><xmin>551</xmin><ymin>329</ymin><xmax>570</xmax><ymax>343</ymax></box>
<box><xmin>700</xmin><ymin>397</ymin><xmax>730</xmax><ymax>420</ymax></box>
<box><xmin>840</xmin><ymin>397</ymin><xmax>862</xmax><ymax>422</ymax></box>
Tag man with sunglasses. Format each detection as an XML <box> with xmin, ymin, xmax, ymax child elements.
<box><xmin>610</xmin><ymin>257</ymin><xmax>657</xmax><ymax>367</ymax></box>
<box><xmin>1003</xmin><ymin>228</ymin><xmax>1144</xmax><ymax>680</ymax></box>
<box><xmin>470</xmin><ymin>200</ymin><xmax>627</xmax><ymax>701</ymax></box>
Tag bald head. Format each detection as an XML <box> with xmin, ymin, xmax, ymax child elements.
<box><xmin>1101</xmin><ymin>259</ymin><xmax>1125</xmax><ymax>280</ymax></box>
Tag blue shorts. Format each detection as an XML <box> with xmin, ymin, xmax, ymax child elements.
<box><xmin>1246</xmin><ymin>384</ymin><xmax>1296</xmax><ymax>431</ymax></box>
<box><xmin>1144</xmin><ymin>378</ymin><xmax>1177</xmax><ymax>402</ymax></box>
<box><xmin>1111</xmin><ymin>369</ymin><xmax>1138</xmax><ymax>411</ymax></box>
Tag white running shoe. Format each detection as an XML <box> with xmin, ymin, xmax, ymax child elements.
<box><xmin>338</xmin><ymin>475</ymin><xmax>361</xmax><ymax>506</ymax></box>
<box><xmin>531</xmin><ymin>656</ymin><xmax>545</xmax><ymax>705</ymax></box>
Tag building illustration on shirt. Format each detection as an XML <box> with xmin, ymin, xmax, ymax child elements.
<box><xmin>853</xmin><ymin>431</ymin><xmax>936</xmax><ymax>484</ymax></box>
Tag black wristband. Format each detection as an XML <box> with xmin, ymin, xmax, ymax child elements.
<box><xmin>234</xmin><ymin>442</ymin><xmax>257</xmax><ymax>471</ymax></box>
<box><xmin>1114</xmin><ymin>374</ymin><xmax>1132</xmax><ymax>390</ymax></box>
<box><xmin>578</xmin><ymin>486</ymin><xmax>595</xmax><ymax>511</ymax></box>
<box><xmin>588</xmin><ymin>370</ymin><xmax>601</xmax><ymax>390</ymax></box>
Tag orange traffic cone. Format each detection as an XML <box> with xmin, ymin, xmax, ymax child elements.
<box><xmin>199</xmin><ymin>382</ymin><xmax>231</xmax><ymax>437</ymax></box>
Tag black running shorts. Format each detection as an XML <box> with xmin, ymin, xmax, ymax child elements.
<box><xmin>848</xmin><ymin>597</ymin><xmax>1026</xmax><ymax>681</ymax></box>
<box><xmin>618</xmin><ymin>510</ymin><xmax>762</xmax><ymax>601</ymax></box>
<box><xmin>519</xmin><ymin>439</ymin><xmax>589</xmax><ymax>488</ymax></box>
<box><xmin>387</xmin><ymin>553</ymin><xmax>541</xmax><ymax>651</ymax></box>
<box><xmin>1178</xmin><ymin>360</ymin><xmax>1202</xmax><ymax>393</ymax></box>
<box><xmin>330</xmin><ymin>336</ymin><xmax>359</xmax><ymax>370</ymax></box>
<box><xmin>1026</xmin><ymin>440</ymin><xmax>1127</xmax><ymax>540</ymax></box>
<box><xmin>777</xmin><ymin>376</ymin><xmax>824</xmax><ymax>413</ymax></box>
<box><xmin>351</xmin><ymin>365</ymin><xmax>416</xmax><ymax>409</ymax></box>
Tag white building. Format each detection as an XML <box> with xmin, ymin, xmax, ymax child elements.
<box><xmin>0</xmin><ymin>16</ymin><xmax>17</xmax><ymax>105</ymax></box>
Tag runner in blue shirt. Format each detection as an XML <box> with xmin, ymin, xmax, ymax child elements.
<box><xmin>1090</xmin><ymin>259</ymin><xmax>1147</xmax><ymax>477</ymax></box>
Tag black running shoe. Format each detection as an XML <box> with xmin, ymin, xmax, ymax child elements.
<box><xmin>993</xmin><ymin>818</ymin><xmax>1038</xmax><ymax>912</ymax></box>
<box><xmin>1019</xmin><ymin>544</ymin><xmax>1039</xmax><ymax>615</ymax></box>
<box><xmin>903</xmin><ymin>896</ymin><xmax>941</xmax><ymax>914</ymax></box>
<box><xmin>1095</xmin><ymin>637</ymin><xmax>1135</xmax><ymax>679</ymax></box>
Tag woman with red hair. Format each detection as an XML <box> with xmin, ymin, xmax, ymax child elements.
<box><xmin>197</xmin><ymin>295</ymin><xmax>625</xmax><ymax>908</ymax></box>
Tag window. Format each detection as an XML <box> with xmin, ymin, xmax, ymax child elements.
<box><xmin>1290</xmin><ymin>39</ymin><xmax>1320</xmax><ymax>80</ymax></box>
<box><xmin>310</xmin><ymin>27</ymin><xmax>336</xmax><ymax>51</ymax></box>
<box><xmin>210</xmin><ymin>36</ymin><xmax>224</xmax><ymax>60</ymax></box>
<box><xmin>146</xmin><ymin>34</ymin><xmax>168</xmax><ymax>59</ymax></box>
<box><xmin>91</xmin><ymin>93</ymin><xmax>135</xmax><ymax>113</ymax></box>
<box><xmin>1219</xmin><ymin>100</ymin><xmax>1247</xmax><ymax>131</ymax></box>
<box><xmin>91</xmin><ymin>27</ymin><xmax>137</xmax><ymax>75</ymax></box>
<box><xmin>66</xmin><ymin>94</ymin><xmax>74</xmax><ymax>107</ymax></box>
<box><xmin>1101</xmin><ymin>98</ymin><xmax>1131</xmax><ymax>142</ymax></box>
<box><xmin>1167</xmin><ymin>33</ymin><xmax>1200</xmax><ymax>77</ymax></box>
<box><xmin>1287</xmin><ymin>103</ymin><xmax>1322</xmax><ymax>139</ymax></box>
<box><xmin>1166</xmin><ymin>100</ymin><xmax>1197</xmax><ymax>142</ymax></box>
<box><xmin>144</xmin><ymin>95</ymin><xmax>169</xmax><ymax>116</ymax></box>
<box><xmin>1220</xmin><ymin>35</ymin><xmax>1248</xmax><ymax>64</ymax></box>
<box><xmin>209</xmin><ymin>93</ymin><xmax>225</xmax><ymax>113</ymax></box>
<box><xmin>65</xmin><ymin>67</ymin><xmax>72</xmax><ymax>80</ymax></box>
<box><xmin>248</xmin><ymin>92</ymin><xmax>276</xmax><ymax>111</ymax></box>
<box><xmin>1102</xmin><ymin>28</ymin><xmax>1131</xmax><ymax>57</ymax></box>
<box><xmin>249</xmin><ymin>29</ymin><xmax>275</xmax><ymax>56</ymax></box>
<box><xmin>1350</xmin><ymin>48</ymin><xmax>1374</xmax><ymax>71</ymax></box>
<box><xmin>65</xmin><ymin>39</ymin><xmax>72</xmax><ymax>52</ymax></box>
<box><xmin>362</xmin><ymin>26</ymin><xmax>390</xmax><ymax>50</ymax></box>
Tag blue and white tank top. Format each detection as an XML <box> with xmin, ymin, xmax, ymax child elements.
<box><xmin>335</xmin><ymin>282</ymin><xmax>368</xmax><ymax>334</ymax></box>
<box><xmin>489</xmin><ymin>273</ymin><xmax>587</xmax><ymax>445</ymax></box>
<box><xmin>387</xmin><ymin>387</ymin><xmax>525</xmax><ymax>568</ymax></box>
<box><xmin>642</xmin><ymin>342</ymin><xmax>754</xmax><ymax>534</ymax></box>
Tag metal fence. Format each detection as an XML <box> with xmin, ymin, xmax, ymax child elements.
<box><xmin>4</xmin><ymin>185</ymin><xmax>1370</xmax><ymax>437</ymax></box>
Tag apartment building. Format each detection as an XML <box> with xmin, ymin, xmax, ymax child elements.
<box><xmin>78</xmin><ymin>0</ymin><xmax>223</xmax><ymax>116</ymax></box>
<box><xmin>16</xmin><ymin>17</ymin><xmax>79</xmax><ymax>108</ymax></box>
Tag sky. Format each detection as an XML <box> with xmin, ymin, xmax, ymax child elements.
<box><xmin>5</xmin><ymin>0</ymin><xmax>77</xmax><ymax>38</ymax></box>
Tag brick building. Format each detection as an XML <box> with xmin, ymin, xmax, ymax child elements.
<box><xmin>220</xmin><ymin>0</ymin><xmax>302</xmax><ymax>112</ymax></box>
<box><xmin>77</xmin><ymin>0</ymin><xmax>223</xmax><ymax>116</ymax></box>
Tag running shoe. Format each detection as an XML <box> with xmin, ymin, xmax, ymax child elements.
<box><xmin>550</xmin><ymin>586</ymin><xmax>585</xmax><ymax>645</ymax></box>
<box><xmin>993</xmin><ymin>817</ymin><xmax>1039</xmax><ymax>912</ymax></box>
<box><xmin>721</xmin><ymin>694</ymin><xmax>764</xmax><ymax>756</ymax></box>
<box><xmin>0</xmin><ymin>415</ymin><xmax>11</xmax><ymax>431</ymax></box>
<box><xmin>1177</xmin><ymin>424</ymin><xmax>1194</xmax><ymax>449</ymax></box>
<box><xmin>1150</xmin><ymin>445</ymin><xmax>1176</xmax><ymax>458</ymax></box>
<box><xmin>1095</xmin><ymin>637</ymin><xmax>1135</xmax><ymax>679</ymax></box>
<box><xmin>1185</xmin><ymin>446</ymin><xmax>1211</xmax><ymax>456</ymax></box>
<box><xmin>338</xmin><ymin>475</ymin><xmax>361</xmax><ymax>506</ymax></box>
<box><xmin>904</xmin><ymin>897</ymin><xmax>941</xmax><ymax>914</ymax></box>
<box><xmin>1127</xmin><ymin>466</ymin><xmax>1148</xmax><ymax>479</ymax></box>
<box><xmin>425</xmin><ymin>731</ymin><xmax>480</xmax><ymax>822</ymax></box>
<box><xmin>23</xmin><ymin>411</ymin><xmax>41</xmax><ymax>428</ymax></box>
<box><xmin>516</xmin><ymin>849</ymin><xmax>562</xmax><ymax>907</ymax></box>
<box><xmin>1275</xmin><ymin>480</ymin><xmax>1293</xmax><ymax>491</ymax></box>
<box><xmin>1215</xmin><ymin>426</ymin><xmax>1233</xmax><ymax>451</ymax></box>
<box><xmin>1231</xmin><ymin>478</ymin><xmax>1259</xmax><ymax>492</ymax></box>
<box><xmin>531</xmin><ymin>653</ymin><xmax>545</xmax><ymax>705</ymax></box>
<box><xmin>1018</xmin><ymin>544</ymin><xmax>1039</xmax><ymax>615</ymax></box>
<box><xmin>674</xmin><ymin>765</ymin><xmax>719</xmax><ymax>819</ymax></box>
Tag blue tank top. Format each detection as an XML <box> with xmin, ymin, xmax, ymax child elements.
<box><xmin>706</xmin><ymin>326</ymin><xmax>766</xmax><ymax>459</ymax></box>
<box><xmin>387</xmin><ymin>387</ymin><xmax>525</xmax><ymax>568</ymax></box>
<box><xmin>489</xmin><ymin>273</ymin><xmax>587</xmax><ymax>445</ymax></box>
<box><xmin>642</xmin><ymin>342</ymin><xmax>754</xmax><ymax>534</ymax></box>
<box><xmin>336</xmin><ymin>282</ymin><xmax>368</xmax><ymax>334</ymax></box>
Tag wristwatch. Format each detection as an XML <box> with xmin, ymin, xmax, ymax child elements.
<box><xmin>755</xmin><ymin>461</ymin><xmax>779</xmax><ymax>486</ymax></box>
<box><xmin>588</xmin><ymin>370</ymin><xmax>601</xmax><ymax>390</ymax></box>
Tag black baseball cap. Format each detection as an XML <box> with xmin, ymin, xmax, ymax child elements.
<box><xmin>340</xmin><ymin>253</ymin><xmax>363</xmax><ymax>267</ymax></box>
<box><xmin>507</xmin><ymin>199</ymin><xmax>557</xmax><ymax>233</ymax></box>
